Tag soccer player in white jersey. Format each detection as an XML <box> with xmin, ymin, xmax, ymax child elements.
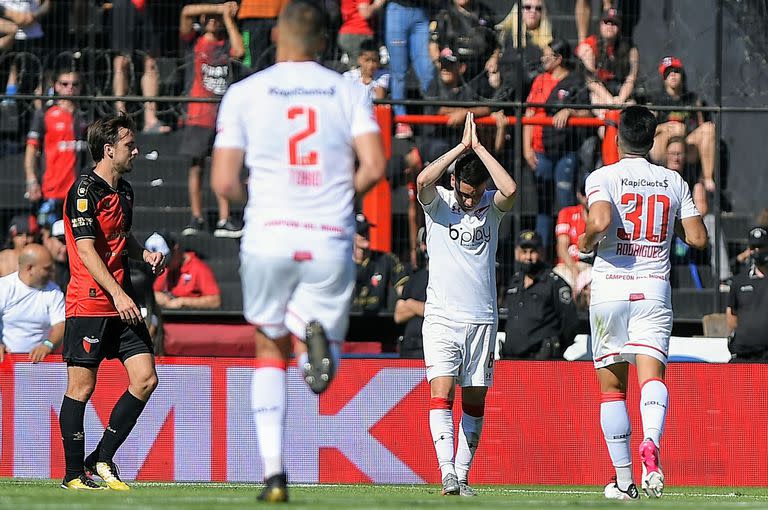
<box><xmin>417</xmin><ymin>113</ymin><xmax>517</xmax><ymax>497</ymax></box>
<box><xmin>578</xmin><ymin>106</ymin><xmax>707</xmax><ymax>500</ymax></box>
<box><xmin>210</xmin><ymin>0</ymin><xmax>386</xmax><ymax>502</ymax></box>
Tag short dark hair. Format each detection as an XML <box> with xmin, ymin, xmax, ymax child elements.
<box><xmin>454</xmin><ymin>152</ymin><xmax>489</xmax><ymax>187</ymax></box>
<box><xmin>54</xmin><ymin>68</ymin><xmax>79</xmax><ymax>82</ymax></box>
<box><xmin>87</xmin><ymin>114</ymin><xmax>136</xmax><ymax>163</ymax></box>
<box><xmin>359</xmin><ymin>38</ymin><xmax>378</xmax><ymax>55</ymax></box>
<box><xmin>279</xmin><ymin>0</ymin><xmax>327</xmax><ymax>55</ymax></box>
<box><xmin>549</xmin><ymin>38</ymin><xmax>572</xmax><ymax>65</ymax></box>
<box><xmin>619</xmin><ymin>105</ymin><xmax>657</xmax><ymax>155</ymax></box>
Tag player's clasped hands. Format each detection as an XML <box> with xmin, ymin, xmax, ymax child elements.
<box><xmin>460</xmin><ymin>112</ymin><xmax>482</xmax><ymax>151</ymax></box>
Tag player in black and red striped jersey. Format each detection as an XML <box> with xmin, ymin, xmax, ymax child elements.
<box><xmin>58</xmin><ymin>114</ymin><xmax>166</xmax><ymax>491</ymax></box>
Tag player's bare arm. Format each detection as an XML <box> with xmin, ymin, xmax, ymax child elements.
<box><xmin>75</xmin><ymin>238</ymin><xmax>142</xmax><ymax>324</ymax></box>
<box><xmin>211</xmin><ymin>147</ymin><xmax>246</xmax><ymax>202</ymax></box>
<box><xmin>353</xmin><ymin>131</ymin><xmax>387</xmax><ymax>195</ymax></box>
<box><xmin>579</xmin><ymin>200</ymin><xmax>612</xmax><ymax>253</ymax></box>
<box><xmin>417</xmin><ymin>112</ymin><xmax>472</xmax><ymax>205</ymax></box>
<box><xmin>674</xmin><ymin>216</ymin><xmax>708</xmax><ymax>250</ymax></box>
<box><xmin>470</xmin><ymin>116</ymin><xmax>517</xmax><ymax>211</ymax></box>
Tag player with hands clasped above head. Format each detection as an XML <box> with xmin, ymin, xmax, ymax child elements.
<box><xmin>417</xmin><ymin>112</ymin><xmax>517</xmax><ymax>497</ymax></box>
<box><xmin>578</xmin><ymin>105</ymin><xmax>707</xmax><ymax>500</ymax></box>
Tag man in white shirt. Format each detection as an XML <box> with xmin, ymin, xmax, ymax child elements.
<box><xmin>210</xmin><ymin>0</ymin><xmax>386</xmax><ymax>502</ymax></box>
<box><xmin>416</xmin><ymin>112</ymin><xmax>517</xmax><ymax>497</ymax></box>
<box><xmin>579</xmin><ymin>105</ymin><xmax>707</xmax><ymax>500</ymax></box>
<box><xmin>0</xmin><ymin>243</ymin><xmax>64</xmax><ymax>363</ymax></box>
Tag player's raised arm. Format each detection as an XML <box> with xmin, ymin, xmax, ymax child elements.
<box><xmin>469</xmin><ymin>114</ymin><xmax>517</xmax><ymax>211</ymax></box>
<box><xmin>416</xmin><ymin>112</ymin><xmax>472</xmax><ymax>205</ymax></box>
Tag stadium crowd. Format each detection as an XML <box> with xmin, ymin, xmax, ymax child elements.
<box><xmin>0</xmin><ymin>0</ymin><xmax>766</xmax><ymax>360</ymax></box>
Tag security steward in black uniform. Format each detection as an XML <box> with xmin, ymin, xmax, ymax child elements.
<box><xmin>352</xmin><ymin>214</ymin><xmax>409</xmax><ymax>316</ymax></box>
<box><xmin>395</xmin><ymin>227</ymin><xmax>428</xmax><ymax>358</ymax></box>
<box><xmin>501</xmin><ymin>230</ymin><xmax>578</xmax><ymax>359</ymax></box>
<box><xmin>727</xmin><ymin>225</ymin><xmax>768</xmax><ymax>361</ymax></box>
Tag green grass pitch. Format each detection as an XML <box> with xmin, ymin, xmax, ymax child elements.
<box><xmin>1</xmin><ymin>480</ymin><xmax>768</xmax><ymax>509</ymax></box>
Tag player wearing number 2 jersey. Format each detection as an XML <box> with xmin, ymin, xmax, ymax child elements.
<box><xmin>579</xmin><ymin>106</ymin><xmax>707</xmax><ymax>500</ymax></box>
<box><xmin>211</xmin><ymin>0</ymin><xmax>386</xmax><ymax>502</ymax></box>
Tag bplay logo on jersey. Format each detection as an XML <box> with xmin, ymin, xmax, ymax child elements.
<box><xmin>82</xmin><ymin>336</ymin><xmax>100</xmax><ymax>353</ymax></box>
<box><xmin>449</xmin><ymin>223</ymin><xmax>491</xmax><ymax>248</ymax></box>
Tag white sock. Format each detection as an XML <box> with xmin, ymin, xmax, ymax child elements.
<box><xmin>640</xmin><ymin>378</ymin><xmax>669</xmax><ymax>447</ymax></box>
<box><xmin>454</xmin><ymin>408</ymin><xmax>484</xmax><ymax>483</ymax></box>
<box><xmin>251</xmin><ymin>365</ymin><xmax>286</xmax><ymax>479</ymax></box>
<box><xmin>601</xmin><ymin>395</ymin><xmax>633</xmax><ymax>489</ymax></box>
<box><xmin>429</xmin><ymin>397</ymin><xmax>455</xmax><ymax>479</ymax></box>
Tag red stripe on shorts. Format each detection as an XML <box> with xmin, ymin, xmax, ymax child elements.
<box><xmin>625</xmin><ymin>342</ymin><xmax>668</xmax><ymax>358</ymax></box>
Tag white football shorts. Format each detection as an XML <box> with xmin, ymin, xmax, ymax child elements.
<box><xmin>590</xmin><ymin>299</ymin><xmax>673</xmax><ymax>369</ymax></box>
<box><xmin>422</xmin><ymin>315</ymin><xmax>497</xmax><ymax>387</ymax></box>
<box><xmin>240</xmin><ymin>253</ymin><xmax>355</xmax><ymax>341</ymax></box>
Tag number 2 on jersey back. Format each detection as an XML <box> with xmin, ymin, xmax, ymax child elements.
<box><xmin>617</xmin><ymin>193</ymin><xmax>671</xmax><ymax>242</ymax></box>
<box><xmin>288</xmin><ymin>106</ymin><xmax>318</xmax><ymax>166</ymax></box>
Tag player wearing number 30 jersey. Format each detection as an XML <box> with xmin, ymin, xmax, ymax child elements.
<box><xmin>579</xmin><ymin>106</ymin><xmax>707</xmax><ymax>501</ymax></box>
<box><xmin>211</xmin><ymin>0</ymin><xmax>386</xmax><ymax>502</ymax></box>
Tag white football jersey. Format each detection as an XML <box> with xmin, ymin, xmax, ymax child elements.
<box><xmin>0</xmin><ymin>272</ymin><xmax>64</xmax><ymax>352</ymax></box>
<box><xmin>585</xmin><ymin>157</ymin><xmax>700</xmax><ymax>304</ymax></box>
<box><xmin>421</xmin><ymin>187</ymin><xmax>505</xmax><ymax>324</ymax></box>
<box><xmin>214</xmin><ymin>61</ymin><xmax>380</xmax><ymax>259</ymax></box>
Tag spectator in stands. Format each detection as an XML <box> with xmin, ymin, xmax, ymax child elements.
<box><xmin>352</xmin><ymin>213</ymin><xmax>409</xmax><ymax>315</ymax></box>
<box><xmin>43</xmin><ymin>219</ymin><xmax>69</xmax><ymax>292</ymax></box>
<box><xmin>576</xmin><ymin>8</ymin><xmax>639</xmax><ymax>108</ymax></box>
<box><xmin>179</xmin><ymin>2</ymin><xmax>245</xmax><ymax>239</ymax></box>
<box><xmin>0</xmin><ymin>243</ymin><xmax>63</xmax><ymax>363</ymax></box>
<box><xmin>24</xmin><ymin>69</ymin><xmax>89</xmax><ymax>229</ymax></box>
<box><xmin>429</xmin><ymin>0</ymin><xmax>499</xmax><ymax>83</ymax></box>
<box><xmin>492</xmin><ymin>0</ymin><xmax>552</xmax><ymax>100</ymax></box>
<box><xmin>0</xmin><ymin>215</ymin><xmax>37</xmax><ymax>277</ymax></box>
<box><xmin>338</xmin><ymin>0</ymin><xmax>384</xmax><ymax>66</ymax></box>
<box><xmin>0</xmin><ymin>6</ymin><xmax>32</xmax><ymax>50</ymax></box>
<box><xmin>523</xmin><ymin>38</ymin><xmax>592</xmax><ymax>249</ymax></box>
<box><xmin>554</xmin><ymin>181</ymin><xmax>590</xmax><ymax>288</ymax></box>
<box><xmin>127</xmin><ymin>237</ymin><xmax>164</xmax><ymax>353</ymax></box>
<box><xmin>500</xmin><ymin>230</ymin><xmax>577</xmax><ymax>359</ymax></box>
<box><xmin>342</xmin><ymin>38</ymin><xmax>389</xmax><ymax>101</ymax></box>
<box><xmin>648</xmin><ymin>56</ymin><xmax>717</xmax><ymax>192</ymax></box>
<box><xmin>732</xmin><ymin>208</ymin><xmax>768</xmax><ymax>273</ymax></box>
<box><xmin>152</xmin><ymin>233</ymin><xmax>221</xmax><ymax>310</ymax></box>
<box><xmin>666</xmin><ymin>136</ymin><xmax>729</xmax><ymax>282</ymax></box>
<box><xmin>0</xmin><ymin>0</ymin><xmax>50</xmax><ymax>98</ymax></box>
<box><xmin>385</xmin><ymin>0</ymin><xmax>435</xmax><ymax>139</ymax></box>
<box><xmin>727</xmin><ymin>226</ymin><xmax>768</xmax><ymax>361</ymax></box>
<box><xmin>394</xmin><ymin>226</ymin><xmax>427</xmax><ymax>358</ymax></box>
<box><xmin>111</xmin><ymin>0</ymin><xmax>170</xmax><ymax>133</ymax></box>
<box><xmin>238</xmin><ymin>0</ymin><xmax>288</xmax><ymax>72</ymax></box>
<box><xmin>420</xmin><ymin>48</ymin><xmax>493</xmax><ymax>162</ymax></box>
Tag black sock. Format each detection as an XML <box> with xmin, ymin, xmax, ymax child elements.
<box><xmin>60</xmin><ymin>396</ymin><xmax>87</xmax><ymax>482</ymax></box>
<box><xmin>98</xmin><ymin>391</ymin><xmax>147</xmax><ymax>463</ymax></box>
<box><xmin>85</xmin><ymin>440</ymin><xmax>102</xmax><ymax>468</ymax></box>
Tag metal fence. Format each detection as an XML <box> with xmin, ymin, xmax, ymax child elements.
<box><xmin>0</xmin><ymin>0</ymin><xmax>766</xmax><ymax>320</ymax></box>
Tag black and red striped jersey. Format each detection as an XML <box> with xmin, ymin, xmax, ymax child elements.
<box><xmin>63</xmin><ymin>171</ymin><xmax>134</xmax><ymax>317</ymax></box>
